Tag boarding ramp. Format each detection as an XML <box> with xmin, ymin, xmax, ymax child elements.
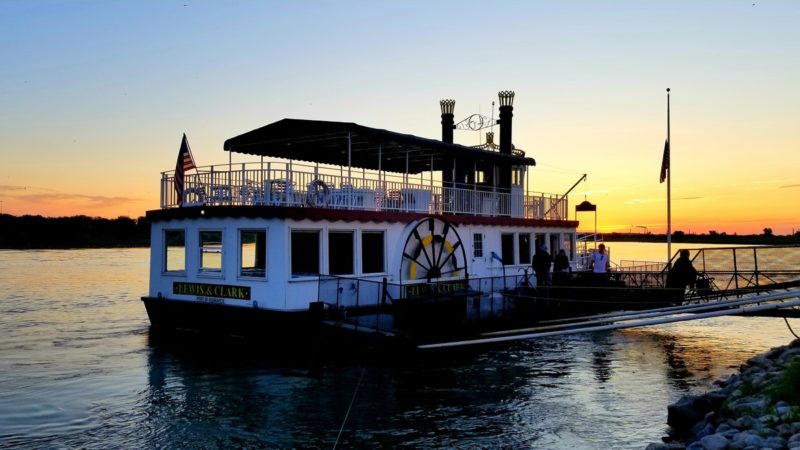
<box><xmin>419</xmin><ymin>288</ymin><xmax>800</xmax><ymax>349</ymax></box>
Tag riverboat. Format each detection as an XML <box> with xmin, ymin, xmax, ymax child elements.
<box><xmin>141</xmin><ymin>91</ymin><xmax>800</xmax><ymax>348</ymax></box>
<box><xmin>142</xmin><ymin>91</ymin><xmax>584</xmax><ymax>343</ymax></box>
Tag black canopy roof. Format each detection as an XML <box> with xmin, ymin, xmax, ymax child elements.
<box><xmin>223</xmin><ymin>119</ymin><xmax>536</xmax><ymax>174</ymax></box>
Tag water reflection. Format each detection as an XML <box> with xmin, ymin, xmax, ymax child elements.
<box><xmin>2</xmin><ymin>248</ymin><xmax>798</xmax><ymax>449</ymax></box>
<box><xmin>141</xmin><ymin>329</ymin><xmax>740</xmax><ymax>448</ymax></box>
<box><xmin>588</xmin><ymin>332</ymin><xmax>614</xmax><ymax>383</ymax></box>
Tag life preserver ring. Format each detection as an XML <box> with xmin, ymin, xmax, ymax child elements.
<box><xmin>182</xmin><ymin>187</ymin><xmax>206</xmax><ymax>206</ymax></box>
<box><xmin>306</xmin><ymin>179</ymin><xmax>330</xmax><ymax>207</ymax></box>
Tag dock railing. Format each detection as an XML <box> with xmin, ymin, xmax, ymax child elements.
<box><xmin>317</xmin><ymin>273</ymin><xmax>532</xmax><ymax>334</ymax></box>
<box><xmin>160</xmin><ymin>161</ymin><xmax>567</xmax><ymax>220</ymax></box>
<box><xmin>618</xmin><ymin>260</ymin><xmax>667</xmax><ymax>272</ymax></box>
<box><xmin>672</xmin><ymin>245</ymin><xmax>800</xmax><ymax>295</ymax></box>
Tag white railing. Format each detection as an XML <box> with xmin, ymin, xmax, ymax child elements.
<box><xmin>161</xmin><ymin>161</ymin><xmax>568</xmax><ymax>220</ymax></box>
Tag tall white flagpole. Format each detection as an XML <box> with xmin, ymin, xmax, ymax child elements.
<box><xmin>667</xmin><ymin>88</ymin><xmax>672</xmax><ymax>263</ymax></box>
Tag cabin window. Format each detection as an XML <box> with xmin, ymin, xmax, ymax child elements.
<box><xmin>473</xmin><ymin>233</ymin><xmax>483</xmax><ymax>258</ymax></box>
<box><xmin>291</xmin><ymin>230</ymin><xmax>320</xmax><ymax>277</ymax></box>
<box><xmin>512</xmin><ymin>167</ymin><xmax>523</xmax><ymax>185</ymax></box>
<box><xmin>164</xmin><ymin>229</ymin><xmax>185</xmax><ymax>272</ymax></box>
<box><xmin>475</xmin><ymin>170</ymin><xmax>485</xmax><ymax>184</ymax></box>
<box><xmin>361</xmin><ymin>231</ymin><xmax>385</xmax><ymax>274</ymax></box>
<box><xmin>563</xmin><ymin>234</ymin><xmax>575</xmax><ymax>259</ymax></box>
<box><xmin>501</xmin><ymin>233</ymin><xmax>515</xmax><ymax>265</ymax></box>
<box><xmin>535</xmin><ymin>234</ymin><xmax>546</xmax><ymax>252</ymax></box>
<box><xmin>199</xmin><ymin>230</ymin><xmax>223</xmax><ymax>272</ymax></box>
<box><xmin>329</xmin><ymin>231</ymin><xmax>354</xmax><ymax>275</ymax></box>
<box><xmin>240</xmin><ymin>229</ymin><xmax>267</xmax><ymax>278</ymax></box>
<box><xmin>549</xmin><ymin>235</ymin><xmax>560</xmax><ymax>256</ymax></box>
<box><xmin>519</xmin><ymin>233</ymin><xmax>531</xmax><ymax>266</ymax></box>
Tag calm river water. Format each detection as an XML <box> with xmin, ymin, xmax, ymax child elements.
<box><xmin>0</xmin><ymin>245</ymin><xmax>795</xmax><ymax>449</ymax></box>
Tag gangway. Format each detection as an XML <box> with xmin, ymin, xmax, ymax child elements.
<box><xmin>419</xmin><ymin>288</ymin><xmax>800</xmax><ymax>349</ymax></box>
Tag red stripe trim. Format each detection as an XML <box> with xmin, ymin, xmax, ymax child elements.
<box><xmin>147</xmin><ymin>206</ymin><xmax>579</xmax><ymax>228</ymax></box>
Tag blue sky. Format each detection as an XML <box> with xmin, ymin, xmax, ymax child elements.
<box><xmin>1</xmin><ymin>1</ymin><xmax>798</xmax><ymax>233</ymax></box>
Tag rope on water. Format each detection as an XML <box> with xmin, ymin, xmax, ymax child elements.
<box><xmin>332</xmin><ymin>366</ymin><xmax>366</xmax><ymax>450</ymax></box>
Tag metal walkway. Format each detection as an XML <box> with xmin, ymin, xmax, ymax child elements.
<box><xmin>418</xmin><ymin>288</ymin><xmax>800</xmax><ymax>349</ymax></box>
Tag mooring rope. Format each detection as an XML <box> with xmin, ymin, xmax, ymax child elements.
<box><xmin>784</xmin><ymin>317</ymin><xmax>800</xmax><ymax>339</ymax></box>
<box><xmin>332</xmin><ymin>366</ymin><xmax>366</xmax><ymax>450</ymax></box>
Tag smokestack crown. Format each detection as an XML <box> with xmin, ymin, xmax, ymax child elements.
<box><xmin>498</xmin><ymin>91</ymin><xmax>515</xmax><ymax>107</ymax></box>
<box><xmin>440</xmin><ymin>99</ymin><xmax>455</xmax><ymax>144</ymax></box>
<box><xmin>440</xmin><ymin>99</ymin><xmax>455</xmax><ymax>115</ymax></box>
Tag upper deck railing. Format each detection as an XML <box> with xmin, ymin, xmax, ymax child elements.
<box><xmin>160</xmin><ymin>161</ymin><xmax>569</xmax><ymax>220</ymax></box>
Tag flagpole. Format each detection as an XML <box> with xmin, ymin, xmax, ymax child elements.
<box><xmin>666</xmin><ymin>88</ymin><xmax>672</xmax><ymax>263</ymax></box>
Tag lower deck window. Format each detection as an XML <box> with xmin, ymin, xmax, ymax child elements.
<box><xmin>240</xmin><ymin>229</ymin><xmax>267</xmax><ymax>277</ymax></box>
<box><xmin>501</xmin><ymin>233</ymin><xmax>515</xmax><ymax>265</ymax></box>
<box><xmin>200</xmin><ymin>230</ymin><xmax>223</xmax><ymax>272</ymax></box>
<box><xmin>329</xmin><ymin>231</ymin><xmax>354</xmax><ymax>275</ymax></box>
<box><xmin>519</xmin><ymin>233</ymin><xmax>531</xmax><ymax>266</ymax></box>
<box><xmin>291</xmin><ymin>230</ymin><xmax>320</xmax><ymax>277</ymax></box>
<box><xmin>164</xmin><ymin>229</ymin><xmax>185</xmax><ymax>272</ymax></box>
<box><xmin>550</xmin><ymin>235</ymin><xmax>560</xmax><ymax>256</ymax></box>
<box><xmin>473</xmin><ymin>233</ymin><xmax>483</xmax><ymax>258</ymax></box>
<box><xmin>361</xmin><ymin>231</ymin><xmax>385</xmax><ymax>274</ymax></box>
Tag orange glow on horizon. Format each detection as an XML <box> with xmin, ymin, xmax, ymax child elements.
<box><xmin>2</xmin><ymin>3</ymin><xmax>798</xmax><ymax>236</ymax></box>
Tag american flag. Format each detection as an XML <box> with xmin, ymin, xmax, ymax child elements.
<box><xmin>659</xmin><ymin>139</ymin><xmax>670</xmax><ymax>183</ymax></box>
<box><xmin>174</xmin><ymin>133</ymin><xmax>197</xmax><ymax>202</ymax></box>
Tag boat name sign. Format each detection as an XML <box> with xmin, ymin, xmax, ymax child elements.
<box><xmin>404</xmin><ymin>281</ymin><xmax>469</xmax><ymax>299</ymax></box>
<box><xmin>173</xmin><ymin>282</ymin><xmax>251</xmax><ymax>301</ymax></box>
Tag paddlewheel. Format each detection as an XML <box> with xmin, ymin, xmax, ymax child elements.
<box><xmin>400</xmin><ymin>216</ymin><xmax>468</xmax><ymax>282</ymax></box>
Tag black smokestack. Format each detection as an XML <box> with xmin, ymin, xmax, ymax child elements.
<box><xmin>440</xmin><ymin>99</ymin><xmax>456</xmax><ymax>188</ymax></box>
<box><xmin>497</xmin><ymin>91</ymin><xmax>514</xmax><ymax>155</ymax></box>
<box><xmin>440</xmin><ymin>99</ymin><xmax>455</xmax><ymax>144</ymax></box>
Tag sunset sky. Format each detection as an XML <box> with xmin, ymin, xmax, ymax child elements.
<box><xmin>1</xmin><ymin>1</ymin><xmax>798</xmax><ymax>234</ymax></box>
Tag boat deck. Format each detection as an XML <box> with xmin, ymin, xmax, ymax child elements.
<box><xmin>160</xmin><ymin>160</ymin><xmax>569</xmax><ymax>220</ymax></box>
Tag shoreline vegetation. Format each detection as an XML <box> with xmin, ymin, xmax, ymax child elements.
<box><xmin>0</xmin><ymin>214</ymin><xmax>149</xmax><ymax>249</ymax></box>
<box><xmin>603</xmin><ymin>232</ymin><xmax>800</xmax><ymax>247</ymax></box>
<box><xmin>0</xmin><ymin>213</ymin><xmax>798</xmax><ymax>249</ymax></box>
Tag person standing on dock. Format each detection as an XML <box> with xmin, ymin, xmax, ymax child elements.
<box><xmin>666</xmin><ymin>249</ymin><xmax>698</xmax><ymax>300</ymax></box>
<box><xmin>590</xmin><ymin>244</ymin><xmax>610</xmax><ymax>285</ymax></box>
<box><xmin>532</xmin><ymin>245</ymin><xmax>552</xmax><ymax>286</ymax></box>
<box><xmin>553</xmin><ymin>249</ymin><xmax>571</xmax><ymax>286</ymax></box>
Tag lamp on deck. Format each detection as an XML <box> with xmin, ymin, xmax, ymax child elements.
<box><xmin>575</xmin><ymin>199</ymin><xmax>598</xmax><ymax>237</ymax></box>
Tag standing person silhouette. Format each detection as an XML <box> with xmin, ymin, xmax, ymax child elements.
<box><xmin>552</xmin><ymin>249</ymin><xmax>571</xmax><ymax>286</ymax></box>
<box><xmin>666</xmin><ymin>249</ymin><xmax>698</xmax><ymax>301</ymax></box>
<box><xmin>590</xmin><ymin>244</ymin><xmax>610</xmax><ymax>285</ymax></box>
<box><xmin>532</xmin><ymin>245</ymin><xmax>552</xmax><ymax>286</ymax></box>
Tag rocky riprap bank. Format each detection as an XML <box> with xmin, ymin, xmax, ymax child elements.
<box><xmin>646</xmin><ymin>338</ymin><xmax>800</xmax><ymax>450</ymax></box>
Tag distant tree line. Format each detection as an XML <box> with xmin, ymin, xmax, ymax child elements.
<box><xmin>2</xmin><ymin>213</ymin><xmax>798</xmax><ymax>249</ymax></box>
<box><xmin>603</xmin><ymin>229</ymin><xmax>800</xmax><ymax>246</ymax></box>
<box><xmin>0</xmin><ymin>214</ymin><xmax>149</xmax><ymax>249</ymax></box>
